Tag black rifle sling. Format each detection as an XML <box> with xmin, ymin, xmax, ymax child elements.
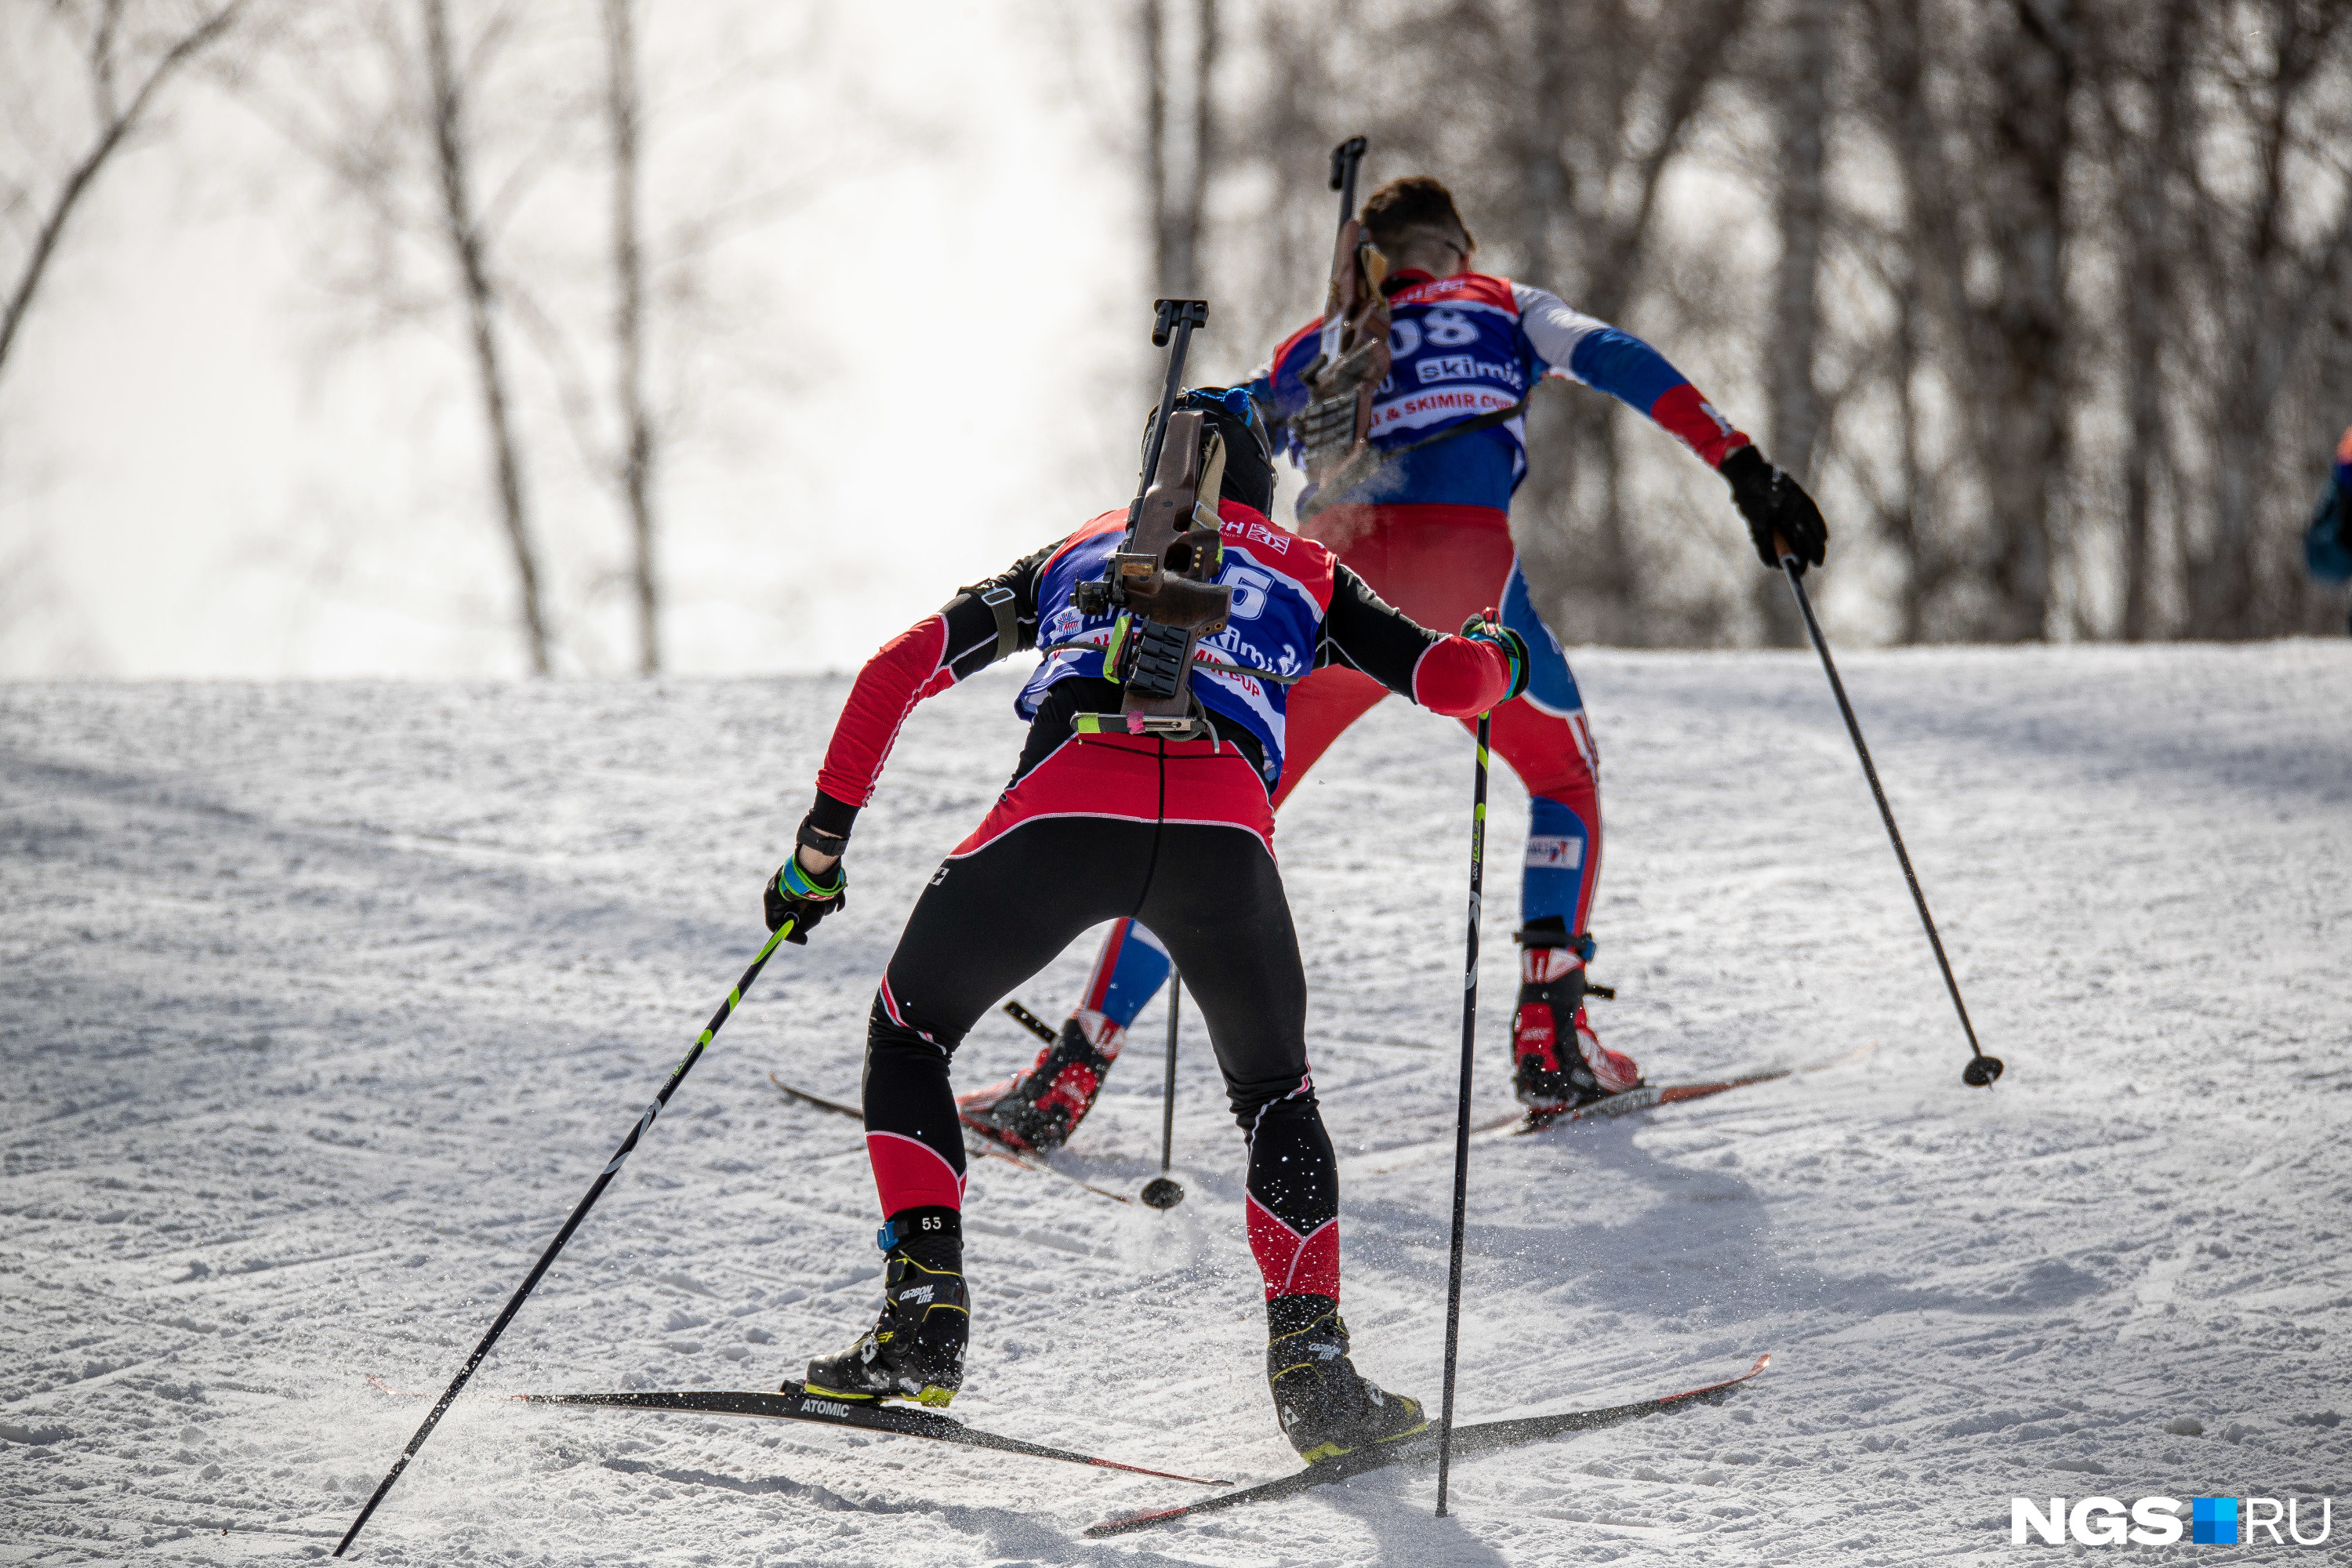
<box><xmin>961</xmin><ymin>583</ymin><xmax>1020</xmax><ymax>662</ymax></box>
<box><xmin>1278</xmin><ymin>390</ymin><xmax>1535</xmax><ymax>504</ymax></box>
<box><xmin>1385</xmin><ymin>393</ymin><xmax>1533</xmax><ymax>459</ymax></box>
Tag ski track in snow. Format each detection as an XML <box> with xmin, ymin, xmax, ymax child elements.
<box><xmin>3</xmin><ymin>644</ymin><xmax>2349</xmax><ymax>1565</ymax></box>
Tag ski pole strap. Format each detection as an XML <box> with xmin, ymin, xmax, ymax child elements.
<box><xmin>796</xmin><ymin>815</ymin><xmax>848</xmax><ymax>857</ymax></box>
<box><xmin>775</xmin><ymin>855</ymin><xmax>843</xmax><ymax>900</ymax></box>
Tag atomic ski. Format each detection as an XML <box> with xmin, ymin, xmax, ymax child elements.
<box><xmin>767</xmin><ymin>1073</ymin><xmax>1135</xmax><ymax>1205</ymax></box>
<box><xmin>1087</xmin><ymin>1353</ymin><xmax>1769</xmax><ymax>1536</ymax></box>
<box><xmin>365</xmin><ymin>1375</ymin><xmax>1222</xmax><ymax>1485</ymax></box>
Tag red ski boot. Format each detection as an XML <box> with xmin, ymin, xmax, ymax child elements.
<box><xmin>957</xmin><ymin>1009</ymin><xmax>1124</xmax><ymax>1153</ymax></box>
<box><xmin>1511</xmin><ymin>924</ymin><xmax>1639</xmax><ymax>1117</ymax></box>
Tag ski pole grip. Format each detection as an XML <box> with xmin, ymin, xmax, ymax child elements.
<box><xmin>1773</xmin><ymin>529</ymin><xmax>1795</xmax><ymax>566</ymax></box>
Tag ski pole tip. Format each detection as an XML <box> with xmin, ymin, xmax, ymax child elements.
<box><xmin>1962</xmin><ymin>1054</ymin><xmax>2005</xmax><ymax>1088</ymax></box>
<box><xmin>1140</xmin><ymin>1176</ymin><xmax>1185</xmax><ymax>1210</ymax></box>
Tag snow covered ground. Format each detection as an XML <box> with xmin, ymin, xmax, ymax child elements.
<box><xmin>5</xmin><ymin>641</ymin><xmax>2350</xmax><ymax>1566</ymax></box>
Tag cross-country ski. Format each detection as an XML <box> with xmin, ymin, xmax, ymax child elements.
<box><xmin>1088</xmin><ymin>1353</ymin><xmax>1770</xmax><ymax>1536</ymax></box>
<box><xmin>1343</xmin><ymin>1044</ymin><xmax>1882</xmax><ymax>1178</ymax></box>
<box><xmin>364</xmin><ymin>1376</ymin><xmax>1225</xmax><ymax>1484</ymax></box>
<box><xmin>15</xmin><ymin>17</ymin><xmax>2352</xmax><ymax>1565</ymax></box>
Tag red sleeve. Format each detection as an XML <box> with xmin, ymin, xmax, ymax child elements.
<box><xmin>814</xmin><ymin>615</ymin><xmax>959</xmax><ymax>808</ymax></box>
<box><xmin>1647</xmin><ymin>383</ymin><xmax>1749</xmax><ymax>468</ymax></box>
<box><xmin>1408</xmin><ymin>636</ymin><xmax>1517</xmax><ymax>717</ymax></box>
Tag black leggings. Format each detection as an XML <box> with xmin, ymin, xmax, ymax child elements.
<box><xmin>860</xmin><ymin>811</ymin><xmax>1341</xmax><ymax>1301</ymax></box>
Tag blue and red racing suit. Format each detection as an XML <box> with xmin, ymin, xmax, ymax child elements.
<box><xmin>801</xmin><ymin>497</ymin><xmax>1515</xmax><ymax>1301</ymax></box>
<box><xmin>2307</xmin><ymin>425</ymin><xmax>2352</xmax><ymax>590</ymax></box>
<box><xmin>1071</xmin><ymin>269</ymin><xmax>1752</xmax><ymax>1061</ymax></box>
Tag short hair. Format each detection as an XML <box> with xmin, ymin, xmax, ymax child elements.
<box><xmin>1360</xmin><ymin>176</ymin><xmax>1476</xmax><ymax>254</ymax></box>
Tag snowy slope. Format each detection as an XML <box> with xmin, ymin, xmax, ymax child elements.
<box><xmin>4</xmin><ymin>643</ymin><xmax>2349</xmax><ymax>1566</ymax></box>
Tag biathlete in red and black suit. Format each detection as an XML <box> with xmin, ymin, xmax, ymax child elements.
<box><xmin>762</xmin><ymin>389</ymin><xmax>1529</xmax><ymax>1463</ymax></box>
<box><xmin>968</xmin><ymin>175</ymin><xmax>1829</xmax><ymax>1149</ymax></box>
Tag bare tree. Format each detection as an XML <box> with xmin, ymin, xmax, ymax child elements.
<box><xmin>601</xmin><ymin>0</ymin><xmax>656</xmax><ymax>673</ymax></box>
<box><xmin>1142</xmin><ymin>0</ymin><xmax>1218</xmax><ymax>297</ymax></box>
<box><xmin>1147</xmin><ymin>0</ymin><xmax>2352</xmax><ymax>650</ymax></box>
<box><xmin>419</xmin><ymin>0</ymin><xmax>548</xmax><ymax>672</ymax></box>
<box><xmin>1508</xmin><ymin>0</ymin><xmax>1751</xmax><ymax>645</ymax></box>
<box><xmin>2090</xmin><ymin>0</ymin><xmax>2194</xmax><ymax>640</ymax></box>
<box><xmin>2182</xmin><ymin>2</ymin><xmax>2352</xmax><ymax>638</ymax></box>
<box><xmin>1863</xmin><ymin>0</ymin><xmax>2077</xmax><ymax>642</ymax></box>
<box><xmin>251</xmin><ymin>0</ymin><xmax>563</xmax><ymax>675</ymax></box>
<box><xmin>0</xmin><ymin>0</ymin><xmax>252</xmax><ymax>391</ymax></box>
<box><xmin>1762</xmin><ymin>0</ymin><xmax>1831</xmax><ymax>646</ymax></box>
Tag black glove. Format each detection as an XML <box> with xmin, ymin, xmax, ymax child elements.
<box><xmin>1720</xmin><ymin>445</ymin><xmax>1828</xmax><ymax>575</ymax></box>
<box><xmin>764</xmin><ymin>851</ymin><xmax>846</xmax><ymax>945</ymax></box>
<box><xmin>1459</xmin><ymin>613</ymin><xmax>1533</xmax><ymax>703</ymax></box>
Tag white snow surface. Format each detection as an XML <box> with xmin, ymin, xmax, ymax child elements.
<box><xmin>5</xmin><ymin>643</ymin><xmax>2350</xmax><ymax>1565</ymax></box>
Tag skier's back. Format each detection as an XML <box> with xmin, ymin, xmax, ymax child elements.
<box><xmin>764</xmin><ymin>388</ymin><xmax>1530</xmax><ymax>1461</ymax></box>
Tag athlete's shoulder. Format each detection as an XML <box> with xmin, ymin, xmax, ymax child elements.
<box><xmin>1036</xmin><ymin>510</ymin><xmax>1128</xmax><ymax>577</ymax></box>
<box><xmin>1215</xmin><ymin>496</ymin><xmax>1317</xmax><ymax>556</ymax></box>
<box><xmin>1268</xmin><ymin>317</ymin><xmax>1323</xmax><ymax>375</ymax></box>
<box><xmin>1215</xmin><ymin>499</ymin><xmax>1335</xmax><ymax>593</ymax></box>
<box><xmin>1388</xmin><ymin>270</ymin><xmax>1519</xmax><ymax>314</ymax></box>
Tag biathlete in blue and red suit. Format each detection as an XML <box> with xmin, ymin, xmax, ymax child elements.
<box><xmin>760</xmin><ymin>388</ymin><xmax>1530</xmax><ymax>1463</ymax></box>
<box><xmin>2306</xmin><ymin>424</ymin><xmax>2352</xmax><ymax>633</ymax></box>
<box><xmin>968</xmin><ymin>175</ymin><xmax>1829</xmax><ymax>1150</ymax></box>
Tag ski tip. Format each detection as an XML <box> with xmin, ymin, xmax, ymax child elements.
<box><xmin>1085</xmin><ymin>1506</ymin><xmax>1188</xmax><ymax>1538</ymax></box>
<box><xmin>1703</xmin><ymin>1352</ymin><xmax>1771</xmax><ymax>1389</ymax></box>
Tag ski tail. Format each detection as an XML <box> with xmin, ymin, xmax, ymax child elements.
<box><xmin>368</xmin><ymin>1377</ymin><xmax>1225</xmax><ymax>1486</ymax></box>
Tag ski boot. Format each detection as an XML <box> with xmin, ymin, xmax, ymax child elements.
<box><xmin>1512</xmin><ymin>920</ymin><xmax>1639</xmax><ymax>1122</ymax></box>
<box><xmin>1265</xmin><ymin>1295</ymin><xmax>1428</xmax><ymax>1463</ymax></box>
<box><xmin>802</xmin><ymin>1208</ymin><xmax>967</xmax><ymax>1407</ymax></box>
<box><xmin>957</xmin><ymin>1009</ymin><xmax>1124</xmax><ymax>1153</ymax></box>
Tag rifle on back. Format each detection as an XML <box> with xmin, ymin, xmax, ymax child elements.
<box><xmin>1072</xmin><ymin>299</ymin><xmax>1234</xmax><ymax>742</ymax></box>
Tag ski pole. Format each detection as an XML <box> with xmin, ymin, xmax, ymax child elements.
<box><xmin>1140</xmin><ymin>972</ymin><xmax>1185</xmax><ymax>1209</ymax></box>
<box><xmin>1434</xmin><ymin>712</ymin><xmax>1491</xmax><ymax>1518</ymax></box>
<box><xmin>1774</xmin><ymin>545</ymin><xmax>2002</xmax><ymax>1089</ymax></box>
<box><xmin>334</xmin><ymin>920</ymin><xmax>800</xmax><ymax>1557</ymax></box>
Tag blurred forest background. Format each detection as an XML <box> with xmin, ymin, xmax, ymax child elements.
<box><xmin>4</xmin><ymin>0</ymin><xmax>2350</xmax><ymax>679</ymax></box>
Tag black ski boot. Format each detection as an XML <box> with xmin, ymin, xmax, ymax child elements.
<box><xmin>956</xmin><ymin>1011</ymin><xmax>1124</xmax><ymax>1153</ymax></box>
<box><xmin>803</xmin><ymin>1207</ymin><xmax>967</xmax><ymax>1408</ymax></box>
<box><xmin>1265</xmin><ymin>1294</ymin><xmax>1427</xmax><ymax>1464</ymax></box>
<box><xmin>1511</xmin><ymin>920</ymin><xmax>1639</xmax><ymax>1117</ymax></box>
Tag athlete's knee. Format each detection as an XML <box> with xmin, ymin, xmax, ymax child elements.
<box><xmin>1229</xmin><ymin>1069</ymin><xmax>1319</xmax><ymax>1135</ymax></box>
<box><xmin>867</xmin><ymin>980</ymin><xmax>967</xmax><ymax>1064</ymax></box>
